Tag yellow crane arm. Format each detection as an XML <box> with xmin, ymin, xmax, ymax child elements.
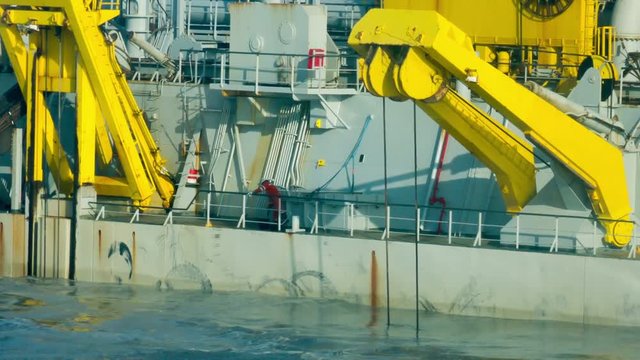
<box><xmin>0</xmin><ymin>20</ymin><xmax>74</xmax><ymax>194</ymax></box>
<box><xmin>349</xmin><ymin>9</ymin><xmax>633</xmax><ymax>247</ymax></box>
<box><xmin>358</xmin><ymin>24</ymin><xmax>536</xmax><ymax>212</ymax></box>
<box><xmin>0</xmin><ymin>1</ymin><xmax>175</xmax><ymax>208</ymax></box>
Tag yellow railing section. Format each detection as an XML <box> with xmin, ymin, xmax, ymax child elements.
<box><xmin>349</xmin><ymin>9</ymin><xmax>633</xmax><ymax>247</ymax></box>
<box><xmin>596</xmin><ymin>26</ymin><xmax>616</xmax><ymax>62</ymax></box>
<box><xmin>0</xmin><ymin>1</ymin><xmax>174</xmax><ymax>207</ymax></box>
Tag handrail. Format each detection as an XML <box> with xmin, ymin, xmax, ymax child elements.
<box><xmin>86</xmin><ymin>189</ymin><xmax>637</xmax><ymax>261</ymax></box>
<box><xmin>86</xmin><ymin>189</ymin><xmax>636</xmax><ymax>225</ymax></box>
<box><xmin>348</xmin><ymin>9</ymin><xmax>633</xmax><ymax>247</ymax></box>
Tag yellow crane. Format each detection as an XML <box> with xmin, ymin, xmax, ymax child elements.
<box><xmin>349</xmin><ymin>9</ymin><xmax>633</xmax><ymax>247</ymax></box>
<box><xmin>0</xmin><ymin>0</ymin><xmax>174</xmax><ymax>208</ymax></box>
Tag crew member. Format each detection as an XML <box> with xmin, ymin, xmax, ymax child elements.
<box><xmin>253</xmin><ymin>179</ymin><xmax>285</xmax><ymax>227</ymax></box>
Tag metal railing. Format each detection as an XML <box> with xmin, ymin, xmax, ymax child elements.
<box><xmin>95</xmin><ymin>0</ymin><xmax>120</xmax><ymax>10</ymax></box>
<box><xmin>88</xmin><ymin>190</ymin><xmax>639</xmax><ymax>260</ymax></box>
<box><xmin>131</xmin><ymin>48</ymin><xmax>365</xmax><ymax>93</ymax></box>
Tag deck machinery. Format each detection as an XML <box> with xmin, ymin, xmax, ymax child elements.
<box><xmin>2</xmin><ymin>0</ymin><xmax>640</xmax><ymax>324</ymax></box>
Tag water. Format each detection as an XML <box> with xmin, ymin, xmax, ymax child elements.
<box><xmin>0</xmin><ymin>277</ymin><xmax>638</xmax><ymax>359</ymax></box>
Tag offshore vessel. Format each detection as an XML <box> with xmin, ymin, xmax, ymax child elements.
<box><xmin>2</xmin><ymin>0</ymin><xmax>640</xmax><ymax>326</ymax></box>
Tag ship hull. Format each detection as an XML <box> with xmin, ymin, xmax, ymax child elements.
<box><xmin>4</xmin><ymin>212</ymin><xmax>639</xmax><ymax>327</ymax></box>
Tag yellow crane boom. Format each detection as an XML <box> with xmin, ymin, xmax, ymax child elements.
<box><xmin>349</xmin><ymin>9</ymin><xmax>633</xmax><ymax>247</ymax></box>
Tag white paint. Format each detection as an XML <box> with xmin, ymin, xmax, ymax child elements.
<box><xmin>74</xmin><ymin>219</ymin><xmax>640</xmax><ymax>326</ymax></box>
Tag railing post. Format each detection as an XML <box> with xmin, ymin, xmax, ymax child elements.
<box><xmin>381</xmin><ymin>205</ymin><xmax>390</xmax><ymax>240</ymax></box>
<box><xmin>187</xmin><ymin>0</ymin><xmax>192</xmax><ymax>36</ymax></box>
<box><xmin>592</xmin><ymin>220</ymin><xmax>598</xmax><ymax>256</ymax></box>
<box><xmin>387</xmin><ymin>206</ymin><xmax>391</xmax><ymax>239</ymax></box>
<box><xmin>206</xmin><ymin>192</ymin><xmax>212</xmax><ymax>227</ymax></box>
<box><xmin>277</xmin><ymin>197</ymin><xmax>282</xmax><ymax>232</ymax></box>
<box><xmin>356</xmin><ymin>54</ymin><xmax>360</xmax><ymax>91</ymax></box>
<box><xmin>416</xmin><ymin>208</ymin><xmax>421</xmax><ymax>243</ymax></box>
<box><xmin>163</xmin><ymin>211</ymin><xmax>173</xmax><ymax>226</ymax></box>
<box><xmin>213</xmin><ymin>0</ymin><xmax>219</xmax><ymax>40</ymax></box>
<box><xmin>290</xmin><ymin>56</ymin><xmax>296</xmax><ymax>94</ymax></box>
<box><xmin>220</xmin><ymin>53</ymin><xmax>226</xmax><ymax>87</ymax></box>
<box><xmin>237</xmin><ymin>194</ymin><xmax>246</xmax><ymax>229</ymax></box>
<box><xmin>515</xmin><ymin>215</ymin><xmax>520</xmax><ymax>249</ymax></box>
<box><xmin>620</xmin><ymin>73</ymin><xmax>624</xmax><ymax>105</ymax></box>
<box><xmin>349</xmin><ymin>203</ymin><xmax>355</xmax><ymax>237</ymax></box>
<box><xmin>549</xmin><ymin>217</ymin><xmax>559</xmax><ymax>253</ymax></box>
<box><xmin>628</xmin><ymin>224</ymin><xmax>637</xmax><ymax>259</ymax></box>
<box><xmin>473</xmin><ymin>212</ymin><xmax>482</xmax><ymax>247</ymax></box>
<box><xmin>175</xmin><ymin>53</ymin><xmax>183</xmax><ymax>83</ymax></box>
<box><xmin>193</xmin><ymin>52</ymin><xmax>198</xmax><ymax>84</ymax></box>
<box><xmin>95</xmin><ymin>206</ymin><xmax>105</xmax><ymax>221</ymax></box>
<box><xmin>448</xmin><ymin>210</ymin><xmax>452</xmax><ymax>244</ymax></box>
<box><xmin>311</xmin><ymin>201</ymin><xmax>319</xmax><ymax>234</ymax></box>
<box><xmin>129</xmin><ymin>209</ymin><xmax>140</xmax><ymax>224</ymax></box>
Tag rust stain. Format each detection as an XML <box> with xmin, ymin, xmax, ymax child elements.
<box><xmin>98</xmin><ymin>230</ymin><xmax>102</xmax><ymax>258</ymax></box>
<box><xmin>368</xmin><ymin>250</ymin><xmax>379</xmax><ymax>327</ymax></box>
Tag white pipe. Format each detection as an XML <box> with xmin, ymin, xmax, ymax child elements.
<box><xmin>10</xmin><ymin>127</ymin><xmax>23</xmax><ymax>212</ymax></box>
<box><xmin>128</xmin><ymin>32</ymin><xmax>177</xmax><ymax>76</ymax></box>
<box><xmin>289</xmin><ymin>117</ymin><xmax>307</xmax><ymax>187</ymax></box>
<box><xmin>275</xmin><ymin>108</ymin><xmax>293</xmax><ymax>185</ymax></box>
<box><xmin>233</xmin><ymin>125</ymin><xmax>248</xmax><ymax>191</ymax></box>
<box><xmin>174</xmin><ymin>0</ymin><xmax>185</xmax><ymax>38</ymax></box>
<box><xmin>525</xmin><ymin>81</ymin><xmax>626</xmax><ymax>146</ymax></box>
<box><xmin>263</xmin><ymin>106</ymin><xmax>287</xmax><ymax>181</ymax></box>
<box><xmin>279</xmin><ymin>107</ymin><xmax>299</xmax><ymax>185</ymax></box>
<box><xmin>220</xmin><ymin>139</ymin><xmax>236</xmax><ymax>193</ymax></box>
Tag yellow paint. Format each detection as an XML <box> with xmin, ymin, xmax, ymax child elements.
<box><xmin>316</xmin><ymin>159</ymin><xmax>326</xmax><ymax>167</ymax></box>
<box><xmin>349</xmin><ymin>9</ymin><xmax>633</xmax><ymax>246</ymax></box>
<box><xmin>77</xmin><ymin>59</ymin><xmax>96</xmax><ymax>185</ymax></box>
<box><xmin>365</xmin><ymin>45</ymin><xmax>535</xmax><ymax>211</ymax></box>
<box><xmin>383</xmin><ymin>0</ymin><xmax>597</xmax><ymax>59</ymax></box>
<box><xmin>21</xmin><ymin>298</ymin><xmax>45</xmax><ymax>307</ymax></box>
<box><xmin>497</xmin><ymin>51</ymin><xmax>510</xmax><ymax>74</ymax></box>
<box><xmin>0</xmin><ymin>20</ymin><xmax>74</xmax><ymax>193</ymax></box>
<box><xmin>595</xmin><ymin>26</ymin><xmax>615</xmax><ymax>61</ymax></box>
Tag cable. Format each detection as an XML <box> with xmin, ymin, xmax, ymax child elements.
<box><xmin>383</xmin><ymin>97</ymin><xmax>390</xmax><ymax>327</ymax></box>
<box><xmin>311</xmin><ymin>114</ymin><xmax>372</xmax><ymax>193</ymax></box>
<box><xmin>413</xmin><ymin>102</ymin><xmax>419</xmax><ymax>335</ymax></box>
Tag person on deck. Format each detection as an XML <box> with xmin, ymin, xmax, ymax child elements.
<box><xmin>253</xmin><ymin>179</ymin><xmax>286</xmax><ymax>229</ymax></box>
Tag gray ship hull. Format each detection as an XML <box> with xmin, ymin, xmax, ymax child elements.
<box><xmin>3</xmin><ymin>212</ymin><xmax>640</xmax><ymax>327</ymax></box>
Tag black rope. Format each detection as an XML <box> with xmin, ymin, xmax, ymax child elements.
<box><xmin>383</xmin><ymin>97</ymin><xmax>390</xmax><ymax>327</ymax></box>
<box><xmin>413</xmin><ymin>102</ymin><xmax>419</xmax><ymax>335</ymax></box>
<box><xmin>26</xmin><ymin>46</ymin><xmax>39</xmax><ymax>277</ymax></box>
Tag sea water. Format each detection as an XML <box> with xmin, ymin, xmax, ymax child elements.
<box><xmin>0</xmin><ymin>277</ymin><xmax>638</xmax><ymax>359</ymax></box>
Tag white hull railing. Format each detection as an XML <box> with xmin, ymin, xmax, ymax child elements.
<box><xmin>88</xmin><ymin>191</ymin><xmax>638</xmax><ymax>260</ymax></box>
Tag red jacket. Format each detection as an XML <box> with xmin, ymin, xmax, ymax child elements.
<box><xmin>254</xmin><ymin>181</ymin><xmax>281</xmax><ymax>207</ymax></box>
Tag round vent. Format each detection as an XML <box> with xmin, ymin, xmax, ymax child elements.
<box><xmin>520</xmin><ymin>0</ymin><xmax>574</xmax><ymax>20</ymax></box>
